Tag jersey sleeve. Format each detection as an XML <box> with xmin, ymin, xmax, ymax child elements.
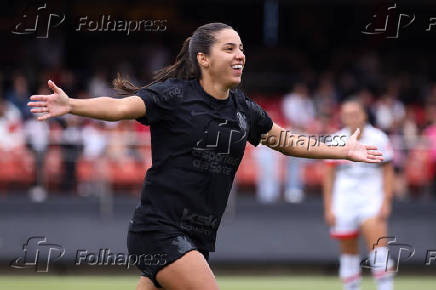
<box><xmin>245</xmin><ymin>97</ymin><xmax>274</xmax><ymax>146</ymax></box>
<box><xmin>135</xmin><ymin>79</ymin><xmax>182</xmax><ymax>126</ymax></box>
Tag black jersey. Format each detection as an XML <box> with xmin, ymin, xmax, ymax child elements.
<box><xmin>129</xmin><ymin>78</ymin><xmax>273</xmax><ymax>251</ymax></box>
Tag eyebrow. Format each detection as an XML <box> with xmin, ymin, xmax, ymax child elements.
<box><xmin>223</xmin><ymin>42</ymin><xmax>244</xmax><ymax>48</ymax></box>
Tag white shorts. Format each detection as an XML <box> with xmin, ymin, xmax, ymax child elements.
<box><xmin>330</xmin><ymin>193</ymin><xmax>382</xmax><ymax>239</ymax></box>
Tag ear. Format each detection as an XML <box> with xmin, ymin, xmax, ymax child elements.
<box><xmin>197</xmin><ymin>52</ymin><xmax>209</xmax><ymax>69</ymax></box>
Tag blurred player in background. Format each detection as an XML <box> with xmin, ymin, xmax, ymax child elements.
<box><xmin>323</xmin><ymin>99</ymin><xmax>395</xmax><ymax>290</ymax></box>
<box><xmin>28</xmin><ymin>23</ymin><xmax>384</xmax><ymax>290</ymax></box>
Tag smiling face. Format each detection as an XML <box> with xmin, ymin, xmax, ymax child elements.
<box><xmin>197</xmin><ymin>28</ymin><xmax>245</xmax><ymax>89</ymax></box>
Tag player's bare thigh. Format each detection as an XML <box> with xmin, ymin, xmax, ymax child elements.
<box><xmin>156</xmin><ymin>250</ymin><xmax>219</xmax><ymax>290</ymax></box>
<box><xmin>136</xmin><ymin>276</ymin><xmax>161</xmax><ymax>290</ymax></box>
<box><xmin>360</xmin><ymin>216</ymin><xmax>388</xmax><ymax>251</ymax></box>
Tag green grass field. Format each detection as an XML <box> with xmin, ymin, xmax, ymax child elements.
<box><xmin>0</xmin><ymin>276</ymin><xmax>435</xmax><ymax>290</ymax></box>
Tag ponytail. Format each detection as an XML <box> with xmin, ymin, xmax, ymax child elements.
<box><xmin>153</xmin><ymin>36</ymin><xmax>198</xmax><ymax>83</ymax></box>
<box><xmin>112</xmin><ymin>73</ymin><xmax>141</xmax><ymax>96</ymax></box>
<box><xmin>113</xmin><ymin>22</ymin><xmax>232</xmax><ymax>95</ymax></box>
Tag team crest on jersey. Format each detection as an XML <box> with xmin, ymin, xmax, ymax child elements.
<box><xmin>236</xmin><ymin>111</ymin><xmax>247</xmax><ymax>130</ymax></box>
<box><xmin>168</xmin><ymin>86</ymin><xmax>182</xmax><ymax>98</ymax></box>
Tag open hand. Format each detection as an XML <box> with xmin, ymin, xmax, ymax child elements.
<box><xmin>27</xmin><ymin>80</ymin><xmax>71</xmax><ymax>121</ymax></box>
<box><xmin>345</xmin><ymin>128</ymin><xmax>384</xmax><ymax>163</ymax></box>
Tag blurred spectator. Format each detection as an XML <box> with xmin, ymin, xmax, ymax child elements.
<box><xmin>78</xmin><ymin>120</ymin><xmax>109</xmax><ymax>197</ymax></box>
<box><xmin>6</xmin><ymin>72</ymin><xmax>32</xmax><ymax>120</ymax></box>
<box><xmin>254</xmin><ymin>107</ymin><xmax>283</xmax><ymax>204</ymax></box>
<box><xmin>60</xmin><ymin>115</ymin><xmax>83</xmax><ymax>194</ymax></box>
<box><xmin>24</xmin><ymin>85</ymin><xmax>51</xmax><ymax>202</ymax></box>
<box><xmin>0</xmin><ymin>96</ymin><xmax>29</xmax><ymax>194</ymax></box>
<box><xmin>282</xmin><ymin>82</ymin><xmax>314</xmax><ymax>203</ymax></box>
<box><xmin>106</xmin><ymin>121</ymin><xmax>137</xmax><ymax>162</ymax></box>
<box><xmin>313</xmin><ymin>73</ymin><xmax>338</xmax><ymax>119</ymax></box>
<box><xmin>254</xmin><ymin>145</ymin><xmax>281</xmax><ymax>203</ymax></box>
<box><xmin>0</xmin><ymin>97</ymin><xmax>25</xmax><ymax>152</ymax></box>
<box><xmin>423</xmin><ymin>104</ymin><xmax>436</xmax><ymax>198</ymax></box>
<box><xmin>82</xmin><ymin>120</ymin><xmax>108</xmax><ymax>160</ymax></box>
<box><xmin>89</xmin><ymin>70</ymin><xmax>112</xmax><ymax>97</ymax></box>
<box><xmin>374</xmin><ymin>84</ymin><xmax>405</xmax><ymax>134</ymax></box>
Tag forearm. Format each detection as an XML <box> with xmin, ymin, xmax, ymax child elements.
<box><xmin>69</xmin><ymin>97</ymin><xmax>125</xmax><ymax>121</ymax></box>
<box><xmin>278</xmin><ymin>135</ymin><xmax>348</xmax><ymax>160</ymax></box>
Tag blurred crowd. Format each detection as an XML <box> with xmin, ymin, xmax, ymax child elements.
<box><xmin>250</xmin><ymin>78</ymin><xmax>436</xmax><ymax>204</ymax></box>
<box><xmin>1</xmin><ymin>52</ymin><xmax>436</xmax><ymax>202</ymax></box>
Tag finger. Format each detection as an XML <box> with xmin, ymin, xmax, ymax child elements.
<box><xmin>368</xmin><ymin>150</ymin><xmax>383</xmax><ymax>156</ymax></box>
<box><xmin>367</xmin><ymin>152</ymin><xmax>383</xmax><ymax>158</ymax></box>
<box><xmin>31</xmin><ymin>108</ymin><xmax>49</xmax><ymax>113</ymax></box>
<box><xmin>350</xmin><ymin>128</ymin><xmax>360</xmax><ymax>140</ymax></box>
<box><xmin>48</xmin><ymin>80</ymin><xmax>61</xmax><ymax>93</ymax></box>
<box><xmin>30</xmin><ymin>95</ymin><xmax>48</xmax><ymax>101</ymax></box>
<box><xmin>365</xmin><ymin>156</ymin><xmax>384</xmax><ymax>163</ymax></box>
<box><xmin>365</xmin><ymin>145</ymin><xmax>378</xmax><ymax>150</ymax></box>
<box><xmin>37</xmin><ymin>113</ymin><xmax>52</xmax><ymax>121</ymax></box>
<box><xmin>27</xmin><ymin>101</ymin><xmax>48</xmax><ymax>107</ymax></box>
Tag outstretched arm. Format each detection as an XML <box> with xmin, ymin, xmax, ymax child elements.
<box><xmin>28</xmin><ymin>80</ymin><xmax>145</xmax><ymax>122</ymax></box>
<box><xmin>261</xmin><ymin>123</ymin><xmax>384</xmax><ymax>163</ymax></box>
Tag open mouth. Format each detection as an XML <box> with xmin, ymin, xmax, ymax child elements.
<box><xmin>231</xmin><ymin>64</ymin><xmax>243</xmax><ymax>75</ymax></box>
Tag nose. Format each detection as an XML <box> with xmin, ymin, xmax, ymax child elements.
<box><xmin>235</xmin><ymin>49</ymin><xmax>245</xmax><ymax>62</ymax></box>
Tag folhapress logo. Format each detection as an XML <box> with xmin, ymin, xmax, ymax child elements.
<box><xmin>362</xmin><ymin>2</ymin><xmax>436</xmax><ymax>38</ymax></box>
<box><xmin>11</xmin><ymin>2</ymin><xmax>65</xmax><ymax>38</ymax></box>
<box><xmin>360</xmin><ymin>236</ymin><xmax>415</xmax><ymax>273</ymax></box>
<box><xmin>362</xmin><ymin>3</ymin><xmax>415</xmax><ymax>39</ymax></box>
<box><xmin>10</xmin><ymin>236</ymin><xmax>65</xmax><ymax>272</ymax></box>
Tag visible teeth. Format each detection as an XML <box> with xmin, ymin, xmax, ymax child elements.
<box><xmin>232</xmin><ymin>65</ymin><xmax>243</xmax><ymax>69</ymax></box>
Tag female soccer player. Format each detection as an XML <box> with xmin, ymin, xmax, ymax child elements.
<box><xmin>323</xmin><ymin>99</ymin><xmax>394</xmax><ymax>290</ymax></box>
<box><xmin>28</xmin><ymin>23</ymin><xmax>383</xmax><ymax>290</ymax></box>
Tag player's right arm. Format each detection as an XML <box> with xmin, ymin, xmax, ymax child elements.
<box><xmin>27</xmin><ymin>80</ymin><xmax>145</xmax><ymax>122</ymax></box>
<box><xmin>323</xmin><ymin>163</ymin><xmax>336</xmax><ymax>226</ymax></box>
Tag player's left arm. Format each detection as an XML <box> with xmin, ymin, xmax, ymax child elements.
<box><xmin>379</xmin><ymin>161</ymin><xmax>394</xmax><ymax>220</ymax></box>
<box><xmin>261</xmin><ymin>123</ymin><xmax>384</xmax><ymax>163</ymax></box>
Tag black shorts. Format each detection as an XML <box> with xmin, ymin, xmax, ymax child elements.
<box><xmin>127</xmin><ymin>229</ymin><xmax>210</xmax><ymax>288</ymax></box>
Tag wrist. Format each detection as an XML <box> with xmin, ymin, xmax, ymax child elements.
<box><xmin>67</xmin><ymin>97</ymin><xmax>74</xmax><ymax>114</ymax></box>
<box><xmin>341</xmin><ymin>144</ymin><xmax>351</xmax><ymax>160</ymax></box>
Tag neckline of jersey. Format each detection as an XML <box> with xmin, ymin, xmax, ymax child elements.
<box><xmin>194</xmin><ymin>79</ymin><xmax>231</xmax><ymax>105</ymax></box>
